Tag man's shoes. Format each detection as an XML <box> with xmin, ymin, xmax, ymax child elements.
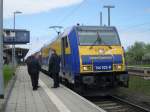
<box><xmin>33</xmin><ymin>87</ymin><xmax>38</xmax><ymax>91</ymax></box>
<box><xmin>33</xmin><ymin>88</ymin><xmax>37</xmax><ymax>91</ymax></box>
<box><xmin>51</xmin><ymin>86</ymin><xmax>57</xmax><ymax>88</ymax></box>
<box><xmin>51</xmin><ymin>85</ymin><xmax>60</xmax><ymax>88</ymax></box>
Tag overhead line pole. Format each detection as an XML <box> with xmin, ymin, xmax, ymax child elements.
<box><xmin>0</xmin><ymin>0</ymin><xmax>4</xmax><ymax>98</ymax></box>
<box><xmin>103</xmin><ymin>5</ymin><xmax>115</xmax><ymax>26</ymax></box>
<box><xmin>100</xmin><ymin>12</ymin><xmax>103</xmax><ymax>26</ymax></box>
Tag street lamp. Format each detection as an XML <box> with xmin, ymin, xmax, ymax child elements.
<box><xmin>12</xmin><ymin>11</ymin><xmax>22</xmax><ymax>70</ymax></box>
<box><xmin>14</xmin><ymin>11</ymin><xmax>22</xmax><ymax>29</ymax></box>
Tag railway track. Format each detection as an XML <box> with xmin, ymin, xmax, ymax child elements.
<box><xmin>86</xmin><ymin>95</ymin><xmax>150</xmax><ymax>112</ymax></box>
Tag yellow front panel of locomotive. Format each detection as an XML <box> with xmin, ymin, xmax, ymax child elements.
<box><xmin>79</xmin><ymin>46</ymin><xmax>126</xmax><ymax>73</ymax></box>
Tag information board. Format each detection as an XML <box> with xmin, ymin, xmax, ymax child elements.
<box><xmin>3</xmin><ymin>29</ymin><xmax>30</xmax><ymax>44</ymax></box>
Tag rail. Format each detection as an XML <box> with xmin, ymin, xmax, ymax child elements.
<box><xmin>87</xmin><ymin>95</ymin><xmax>150</xmax><ymax>112</ymax></box>
<box><xmin>110</xmin><ymin>95</ymin><xmax>150</xmax><ymax>112</ymax></box>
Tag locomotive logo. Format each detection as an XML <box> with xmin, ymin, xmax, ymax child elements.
<box><xmin>99</xmin><ymin>48</ymin><xmax>105</xmax><ymax>54</ymax></box>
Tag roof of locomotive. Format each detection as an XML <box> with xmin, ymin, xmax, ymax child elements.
<box><xmin>41</xmin><ymin>25</ymin><xmax>118</xmax><ymax>49</ymax></box>
<box><xmin>75</xmin><ymin>25</ymin><xmax>117</xmax><ymax>31</ymax></box>
<box><xmin>60</xmin><ymin>25</ymin><xmax>117</xmax><ymax>38</ymax></box>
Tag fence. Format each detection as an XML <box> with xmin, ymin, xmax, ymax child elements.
<box><xmin>127</xmin><ymin>66</ymin><xmax>150</xmax><ymax>77</ymax></box>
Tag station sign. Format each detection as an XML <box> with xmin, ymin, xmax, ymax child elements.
<box><xmin>3</xmin><ymin>29</ymin><xmax>30</xmax><ymax>44</ymax></box>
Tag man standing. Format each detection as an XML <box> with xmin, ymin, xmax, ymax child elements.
<box><xmin>48</xmin><ymin>49</ymin><xmax>60</xmax><ymax>88</ymax></box>
<box><xmin>26</xmin><ymin>55</ymin><xmax>41</xmax><ymax>90</ymax></box>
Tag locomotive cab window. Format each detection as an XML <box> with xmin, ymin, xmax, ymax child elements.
<box><xmin>78</xmin><ymin>29</ymin><xmax>121</xmax><ymax>46</ymax></box>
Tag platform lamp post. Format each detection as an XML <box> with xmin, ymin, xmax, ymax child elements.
<box><xmin>0</xmin><ymin>0</ymin><xmax>4</xmax><ymax>98</ymax></box>
<box><xmin>12</xmin><ymin>11</ymin><xmax>22</xmax><ymax>71</ymax></box>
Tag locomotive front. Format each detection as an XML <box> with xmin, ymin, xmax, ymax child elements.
<box><xmin>76</xmin><ymin>26</ymin><xmax>128</xmax><ymax>88</ymax></box>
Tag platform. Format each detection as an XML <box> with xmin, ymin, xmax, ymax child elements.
<box><xmin>4</xmin><ymin>66</ymin><xmax>106</xmax><ymax>112</ymax></box>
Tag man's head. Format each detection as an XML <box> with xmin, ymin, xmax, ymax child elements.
<box><xmin>51</xmin><ymin>48</ymin><xmax>56</xmax><ymax>54</ymax></box>
<box><xmin>35</xmin><ymin>54</ymin><xmax>39</xmax><ymax>59</ymax></box>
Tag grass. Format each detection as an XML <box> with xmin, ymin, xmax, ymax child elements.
<box><xmin>118</xmin><ymin>75</ymin><xmax>150</xmax><ymax>97</ymax></box>
<box><xmin>114</xmin><ymin>76</ymin><xmax>150</xmax><ymax>106</ymax></box>
<box><xmin>128</xmin><ymin>76</ymin><xmax>150</xmax><ymax>96</ymax></box>
<box><xmin>3</xmin><ymin>65</ymin><xmax>13</xmax><ymax>87</ymax></box>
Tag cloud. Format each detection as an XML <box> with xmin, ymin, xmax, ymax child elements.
<box><xmin>4</xmin><ymin>0</ymin><xmax>83</xmax><ymax>18</ymax></box>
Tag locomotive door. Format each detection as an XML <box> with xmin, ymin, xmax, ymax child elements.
<box><xmin>61</xmin><ymin>37</ymin><xmax>66</xmax><ymax>70</ymax></box>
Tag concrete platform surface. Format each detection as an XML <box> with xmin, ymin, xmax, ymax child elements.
<box><xmin>5</xmin><ymin>66</ymin><xmax>106</xmax><ymax>112</ymax></box>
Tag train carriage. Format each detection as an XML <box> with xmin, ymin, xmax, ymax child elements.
<box><xmin>41</xmin><ymin>25</ymin><xmax>129</xmax><ymax>93</ymax></box>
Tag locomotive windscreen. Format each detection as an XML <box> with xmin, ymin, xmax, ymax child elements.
<box><xmin>77</xmin><ymin>26</ymin><xmax>121</xmax><ymax>46</ymax></box>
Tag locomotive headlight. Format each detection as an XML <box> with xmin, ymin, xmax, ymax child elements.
<box><xmin>83</xmin><ymin>66</ymin><xmax>92</xmax><ymax>71</ymax></box>
<box><xmin>83</xmin><ymin>66</ymin><xmax>88</xmax><ymax>71</ymax></box>
<box><xmin>114</xmin><ymin>64</ymin><xmax>122</xmax><ymax>70</ymax></box>
<box><xmin>117</xmin><ymin>65</ymin><xmax>122</xmax><ymax>69</ymax></box>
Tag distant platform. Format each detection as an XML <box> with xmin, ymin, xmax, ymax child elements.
<box><xmin>4</xmin><ymin>47</ymin><xmax>29</xmax><ymax>59</ymax></box>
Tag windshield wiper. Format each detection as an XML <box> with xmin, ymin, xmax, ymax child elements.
<box><xmin>89</xmin><ymin>32</ymin><xmax>102</xmax><ymax>49</ymax></box>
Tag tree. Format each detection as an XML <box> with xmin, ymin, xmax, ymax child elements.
<box><xmin>126</xmin><ymin>41</ymin><xmax>145</xmax><ymax>65</ymax></box>
<box><xmin>142</xmin><ymin>44</ymin><xmax>150</xmax><ymax>64</ymax></box>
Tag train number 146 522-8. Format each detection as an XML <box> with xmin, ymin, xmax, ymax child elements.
<box><xmin>95</xmin><ymin>65</ymin><xmax>112</xmax><ymax>70</ymax></box>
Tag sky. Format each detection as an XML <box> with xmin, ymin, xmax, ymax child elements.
<box><xmin>3</xmin><ymin>0</ymin><xmax>150</xmax><ymax>55</ymax></box>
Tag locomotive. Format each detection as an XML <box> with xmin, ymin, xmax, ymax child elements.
<box><xmin>38</xmin><ymin>25</ymin><xmax>129</xmax><ymax>93</ymax></box>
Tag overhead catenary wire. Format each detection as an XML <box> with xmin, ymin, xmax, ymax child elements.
<box><xmin>51</xmin><ymin>0</ymin><xmax>150</xmax><ymax>37</ymax></box>
<box><xmin>56</xmin><ymin>0</ymin><xmax>149</xmax><ymax>33</ymax></box>
<box><xmin>56</xmin><ymin>0</ymin><xmax>87</xmax><ymax>25</ymax></box>
<box><xmin>120</xmin><ymin>22</ymin><xmax>150</xmax><ymax>32</ymax></box>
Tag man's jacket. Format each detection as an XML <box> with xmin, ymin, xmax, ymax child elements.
<box><xmin>48</xmin><ymin>53</ymin><xmax>60</xmax><ymax>74</ymax></box>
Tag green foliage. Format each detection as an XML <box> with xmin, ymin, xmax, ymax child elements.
<box><xmin>3</xmin><ymin>65</ymin><xmax>13</xmax><ymax>87</ymax></box>
<box><xmin>142</xmin><ymin>53</ymin><xmax>150</xmax><ymax>60</ymax></box>
<box><xmin>129</xmin><ymin>76</ymin><xmax>150</xmax><ymax>95</ymax></box>
<box><xmin>126</xmin><ymin>42</ymin><xmax>150</xmax><ymax>65</ymax></box>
